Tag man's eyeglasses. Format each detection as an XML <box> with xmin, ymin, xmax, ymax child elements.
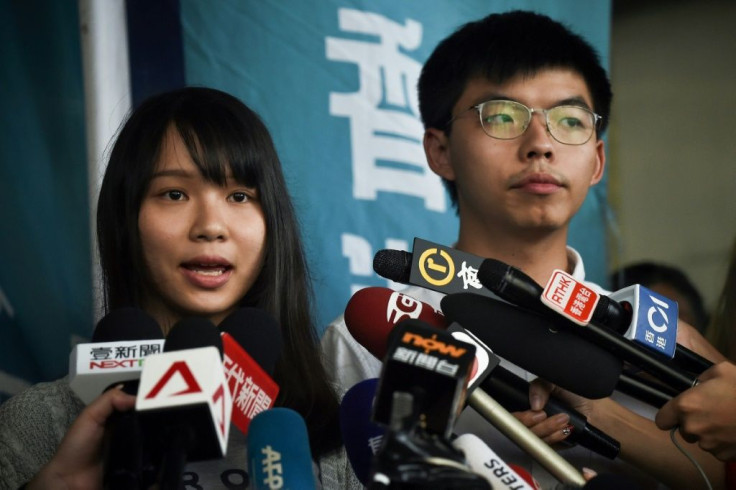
<box><xmin>447</xmin><ymin>99</ymin><xmax>602</xmax><ymax>145</ymax></box>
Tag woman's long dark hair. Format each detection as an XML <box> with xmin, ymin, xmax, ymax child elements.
<box><xmin>97</xmin><ymin>87</ymin><xmax>341</xmax><ymax>455</ymax></box>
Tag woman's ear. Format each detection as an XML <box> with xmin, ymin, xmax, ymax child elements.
<box><xmin>424</xmin><ymin>128</ymin><xmax>455</xmax><ymax>181</ymax></box>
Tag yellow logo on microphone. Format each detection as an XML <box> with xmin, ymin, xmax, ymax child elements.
<box><xmin>418</xmin><ymin>247</ymin><xmax>455</xmax><ymax>287</ymax></box>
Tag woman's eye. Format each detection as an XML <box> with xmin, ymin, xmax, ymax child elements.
<box><xmin>165</xmin><ymin>190</ymin><xmax>186</xmax><ymax>201</ymax></box>
<box><xmin>229</xmin><ymin>192</ymin><xmax>249</xmax><ymax>203</ymax></box>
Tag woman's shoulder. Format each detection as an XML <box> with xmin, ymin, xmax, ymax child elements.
<box><xmin>0</xmin><ymin>377</ymin><xmax>84</xmax><ymax>489</ymax></box>
<box><xmin>0</xmin><ymin>376</ymin><xmax>84</xmax><ymax>425</ymax></box>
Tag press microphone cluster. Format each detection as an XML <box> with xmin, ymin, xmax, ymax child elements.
<box><xmin>373</xmin><ymin>238</ymin><xmax>710</xmax><ymax>397</ymax></box>
<box><xmin>69</xmin><ymin>306</ymin><xmax>287</xmax><ymax>489</ymax></box>
<box><xmin>344</xmin><ymin>288</ymin><xmax>587</xmax><ymax>487</ymax></box>
<box><xmin>346</xmin><ymin>287</ymin><xmax>620</xmax><ymax>459</ymax></box>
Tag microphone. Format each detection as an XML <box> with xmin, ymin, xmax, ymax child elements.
<box><xmin>69</xmin><ymin>307</ymin><xmax>164</xmax><ymax>404</ymax></box>
<box><xmin>339</xmin><ymin>378</ymin><xmax>385</xmax><ymax>486</ymax></box>
<box><xmin>369</xmin><ymin>329</ymin><xmax>491</xmax><ymax>489</ymax></box>
<box><xmin>372</xmin><ymin>319</ymin><xmax>475</xmax><ymax>439</ymax></box>
<box><xmin>136</xmin><ymin>317</ymin><xmax>232</xmax><ymax>488</ymax></box>
<box><xmin>452</xmin><ymin>433</ymin><xmax>537</xmax><ymax>490</ymax></box>
<box><xmin>247</xmin><ymin>407</ymin><xmax>316</xmax><ymax>490</ymax></box>
<box><xmin>345</xmin><ymin>286</ymin><xmax>621</xmax><ymax>459</ymax></box>
<box><xmin>218</xmin><ymin>308</ymin><xmax>281</xmax><ymax>435</ymax></box>
<box><xmin>440</xmin><ymin>292</ymin><xmax>623</xmax><ymax>399</ymax></box>
<box><xmin>72</xmin><ymin>308</ymin><xmax>163</xmax><ymax>490</ymax></box>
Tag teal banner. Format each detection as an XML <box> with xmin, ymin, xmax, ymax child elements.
<box><xmin>0</xmin><ymin>1</ymin><xmax>611</xmax><ymax>397</ymax></box>
<box><xmin>181</xmin><ymin>0</ymin><xmax>612</xmax><ymax>331</ymax></box>
<box><xmin>0</xmin><ymin>1</ymin><xmax>91</xmax><ymax>397</ymax></box>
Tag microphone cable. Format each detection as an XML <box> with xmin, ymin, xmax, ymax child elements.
<box><xmin>669</xmin><ymin>427</ymin><xmax>713</xmax><ymax>490</ymax></box>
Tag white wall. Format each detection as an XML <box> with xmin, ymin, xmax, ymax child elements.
<box><xmin>609</xmin><ymin>0</ymin><xmax>736</xmax><ymax>311</ymax></box>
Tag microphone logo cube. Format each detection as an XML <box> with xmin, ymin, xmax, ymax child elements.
<box><xmin>541</xmin><ymin>270</ymin><xmax>600</xmax><ymax>326</ymax></box>
<box><xmin>611</xmin><ymin>285</ymin><xmax>678</xmax><ymax>358</ymax></box>
<box><xmin>373</xmin><ymin>320</ymin><xmax>475</xmax><ymax>438</ymax></box>
<box><xmin>221</xmin><ymin>332</ymin><xmax>279</xmax><ymax>435</ymax></box>
<box><xmin>136</xmin><ymin>347</ymin><xmax>232</xmax><ymax>459</ymax></box>
<box><xmin>386</xmin><ymin>290</ymin><xmax>439</xmax><ymax>324</ymax></box>
<box><xmin>68</xmin><ymin>338</ymin><xmax>165</xmax><ymax>404</ymax></box>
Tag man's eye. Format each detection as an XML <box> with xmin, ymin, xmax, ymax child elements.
<box><xmin>484</xmin><ymin>113</ymin><xmax>515</xmax><ymax>125</ymax></box>
<box><xmin>559</xmin><ymin>117</ymin><xmax>584</xmax><ymax>129</ymax></box>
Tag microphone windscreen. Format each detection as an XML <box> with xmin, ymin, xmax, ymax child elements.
<box><xmin>339</xmin><ymin>379</ymin><xmax>384</xmax><ymax>485</ymax></box>
<box><xmin>345</xmin><ymin>287</ymin><xmax>446</xmax><ymax>360</ymax></box>
<box><xmin>92</xmin><ymin>307</ymin><xmax>162</xmax><ymax>342</ymax></box>
<box><xmin>373</xmin><ymin>249</ymin><xmax>411</xmax><ymax>283</ymax></box>
<box><xmin>164</xmin><ymin>317</ymin><xmax>223</xmax><ymax>358</ymax></box>
<box><xmin>441</xmin><ymin>293</ymin><xmax>622</xmax><ymax>399</ymax></box>
<box><xmin>247</xmin><ymin>408</ymin><xmax>316</xmax><ymax>490</ymax></box>
<box><xmin>218</xmin><ymin>307</ymin><xmax>282</xmax><ymax>374</ymax></box>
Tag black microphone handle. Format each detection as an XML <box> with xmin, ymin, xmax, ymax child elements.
<box><xmin>615</xmin><ymin>372</ymin><xmax>676</xmax><ymax>408</ymax></box>
<box><xmin>479</xmin><ymin>366</ymin><xmax>620</xmax><ymax>459</ymax></box>
<box><xmin>159</xmin><ymin>431</ymin><xmax>189</xmax><ymax>490</ymax></box>
<box><xmin>673</xmin><ymin>344</ymin><xmax>714</xmax><ymax>375</ymax></box>
<box><xmin>103</xmin><ymin>380</ymin><xmax>143</xmax><ymax>490</ymax></box>
<box><xmin>561</xmin><ymin>318</ymin><xmax>698</xmax><ymax>392</ymax></box>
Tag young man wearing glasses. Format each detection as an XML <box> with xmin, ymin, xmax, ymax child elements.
<box><xmin>322</xmin><ymin>10</ymin><xmax>726</xmax><ymax>489</ymax></box>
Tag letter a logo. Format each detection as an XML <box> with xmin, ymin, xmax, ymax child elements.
<box><xmin>144</xmin><ymin>360</ymin><xmax>203</xmax><ymax>399</ymax></box>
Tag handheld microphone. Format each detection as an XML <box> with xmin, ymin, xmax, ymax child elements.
<box><xmin>369</xmin><ymin>335</ymin><xmax>491</xmax><ymax>490</ymax></box>
<box><xmin>75</xmin><ymin>308</ymin><xmax>163</xmax><ymax>490</ymax></box>
<box><xmin>452</xmin><ymin>433</ymin><xmax>536</xmax><ymax>490</ymax></box>
<box><xmin>372</xmin><ymin>319</ymin><xmax>475</xmax><ymax>439</ymax></box>
<box><xmin>136</xmin><ymin>318</ymin><xmax>232</xmax><ymax>488</ymax></box>
<box><xmin>339</xmin><ymin>378</ymin><xmax>385</xmax><ymax>485</ymax></box>
<box><xmin>218</xmin><ymin>308</ymin><xmax>281</xmax><ymax>435</ymax></box>
<box><xmin>247</xmin><ymin>408</ymin><xmax>316</xmax><ymax>490</ymax></box>
<box><xmin>69</xmin><ymin>307</ymin><xmax>164</xmax><ymax>404</ymax></box>
<box><xmin>345</xmin><ymin>286</ymin><xmax>620</xmax><ymax>459</ymax></box>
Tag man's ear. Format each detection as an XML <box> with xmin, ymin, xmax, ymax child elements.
<box><xmin>424</xmin><ymin>128</ymin><xmax>455</xmax><ymax>181</ymax></box>
<box><xmin>589</xmin><ymin>138</ymin><xmax>606</xmax><ymax>186</ymax></box>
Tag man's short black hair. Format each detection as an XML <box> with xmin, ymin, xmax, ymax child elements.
<box><xmin>418</xmin><ymin>10</ymin><xmax>613</xmax><ymax>207</ymax></box>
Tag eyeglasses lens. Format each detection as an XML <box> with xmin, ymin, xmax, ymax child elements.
<box><xmin>478</xmin><ymin>101</ymin><xmax>596</xmax><ymax>145</ymax></box>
